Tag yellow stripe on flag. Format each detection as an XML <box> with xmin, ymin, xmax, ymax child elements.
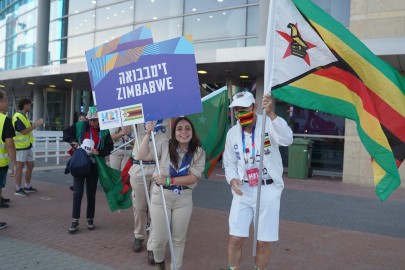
<box><xmin>291</xmin><ymin>74</ymin><xmax>391</xmax><ymax>151</ymax></box>
<box><xmin>371</xmin><ymin>159</ymin><xmax>386</xmax><ymax>187</ymax></box>
<box><xmin>309</xmin><ymin>20</ymin><xmax>405</xmax><ymax>118</ymax></box>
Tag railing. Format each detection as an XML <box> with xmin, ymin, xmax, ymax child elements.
<box><xmin>32</xmin><ymin>131</ymin><xmax>71</xmax><ymax>164</ymax></box>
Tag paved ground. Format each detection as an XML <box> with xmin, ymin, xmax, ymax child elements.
<box><xmin>0</xmin><ymin>157</ymin><xmax>404</xmax><ymax>269</ymax></box>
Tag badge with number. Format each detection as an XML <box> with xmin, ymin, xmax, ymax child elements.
<box><xmin>246</xmin><ymin>167</ymin><xmax>259</xmax><ymax>187</ymax></box>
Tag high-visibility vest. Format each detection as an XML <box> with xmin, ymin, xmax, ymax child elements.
<box><xmin>12</xmin><ymin>112</ymin><xmax>34</xmax><ymax>149</ymax></box>
<box><xmin>0</xmin><ymin>113</ymin><xmax>9</xmax><ymax>167</ymax></box>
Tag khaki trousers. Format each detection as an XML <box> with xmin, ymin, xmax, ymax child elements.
<box><xmin>129</xmin><ymin>163</ymin><xmax>155</xmax><ymax>250</ymax></box>
<box><xmin>150</xmin><ymin>184</ymin><xmax>193</xmax><ymax>270</ymax></box>
<box><xmin>109</xmin><ymin>148</ymin><xmax>131</xmax><ymax>170</ymax></box>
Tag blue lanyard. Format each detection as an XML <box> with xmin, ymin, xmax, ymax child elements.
<box><xmin>170</xmin><ymin>151</ymin><xmax>193</xmax><ymax>177</ymax></box>
<box><xmin>241</xmin><ymin>126</ymin><xmax>255</xmax><ymax>164</ymax></box>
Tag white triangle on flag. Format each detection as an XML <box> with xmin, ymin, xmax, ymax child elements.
<box><xmin>265</xmin><ymin>0</ymin><xmax>337</xmax><ymax>92</ymax></box>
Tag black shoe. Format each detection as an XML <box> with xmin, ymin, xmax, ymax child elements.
<box><xmin>0</xmin><ymin>202</ymin><xmax>9</xmax><ymax>208</ymax></box>
<box><xmin>69</xmin><ymin>221</ymin><xmax>79</xmax><ymax>234</ymax></box>
<box><xmin>132</xmin><ymin>238</ymin><xmax>144</xmax><ymax>253</ymax></box>
<box><xmin>1</xmin><ymin>197</ymin><xmax>10</xmax><ymax>203</ymax></box>
<box><xmin>155</xmin><ymin>261</ymin><xmax>165</xmax><ymax>270</ymax></box>
<box><xmin>0</xmin><ymin>222</ymin><xmax>7</xmax><ymax>230</ymax></box>
<box><xmin>14</xmin><ymin>189</ymin><xmax>29</xmax><ymax>196</ymax></box>
<box><xmin>69</xmin><ymin>185</ymin><xmax>74</xmax><ymax>191</ymax></box>
<box><xmin>87</xmin><ymin>219</ymin><xmax>95</xmax><ymax>230</ymax></box>
<box><xmin>23</xmin><ymin>186</ymin><xmax>37</xmax><ymax>193</ymax></box>
<box><xmin>147</xmin><ymin>250</ymin><xmax>155</xmax><ymax>265</ymax></box>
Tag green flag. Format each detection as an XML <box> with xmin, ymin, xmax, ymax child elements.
<box><xmin>95</xmin><ymin>156</ymin><xmax>132</xmax><ymax>212</ymax></box>
<box><xmin>188</xmin><ymin>87</ymin><xmax>229</xmax><ymax>178</ymax></box>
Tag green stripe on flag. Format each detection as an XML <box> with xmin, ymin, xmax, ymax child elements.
<box><xmin>188</xmin><ymin>87</ymin><xmax>229</xmax><ymax>178</ymax></box>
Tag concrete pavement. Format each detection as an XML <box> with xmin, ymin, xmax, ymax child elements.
<box><xmin>0</xmin><ymin>158</ymin><xmax>404</xmax><ymax>269</ymax></box>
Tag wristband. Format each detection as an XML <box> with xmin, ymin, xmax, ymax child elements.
<box><xmin>170</xmin><ymin>177</ymin><xmax>174</xmax><ymax>185</ymax></box>
<box><xmin>166</xmin><ymin>177</ymin><xmax>171</xmax><ymax>187</ymax></box>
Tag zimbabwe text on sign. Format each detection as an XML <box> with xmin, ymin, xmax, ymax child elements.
<box><xmin>89</xmin><ymin>35</ymin><xmax>202</xmax><ymax>123</ymax></box>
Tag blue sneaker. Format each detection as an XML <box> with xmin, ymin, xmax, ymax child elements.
<box><xmin>23</xmin><ymin>186</ymin><xmax>37</xmax><ymax>193</ymax></box>
<box><xmin>14</xmin><ymin>189</ymin><xmax>29</xmax><ymax>196</ymax></box>
<box><xmin>0</xmin><ymin>222</ymin><xmax>7</xmax><ymax>230</ymax></box>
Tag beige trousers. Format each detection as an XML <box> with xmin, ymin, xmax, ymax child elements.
<box><xmin>109</xmin><ymin>148</ymin><xmax>131</xmax><ymax>170</ymax></box>
<box><xmin>129</xmin><ymin>163</ymin><xmax>156</xmax><ymax>250</ymax></box>
<box><xmin>150</xmin><ymin>184</ymin><xmax>193</xmax><ymax>270</ymax></box>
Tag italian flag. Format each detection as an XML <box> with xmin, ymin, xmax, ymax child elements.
<box><xmin>266</xmin><ymin>0</ymin><xmax>405</xmax><ymax>200</ymax></box>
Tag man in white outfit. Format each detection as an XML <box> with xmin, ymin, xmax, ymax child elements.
<box><xmin>223</xmin><ymin>91</ymin><xmax>293</xmax><ymax>270</ymax></box>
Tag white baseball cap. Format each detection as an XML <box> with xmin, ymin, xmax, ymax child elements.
<box><xmin>229</xmin><ymin>91</ymin><xmax>256</xmax><ymax>108</ymax></box>
<box><xmin>81</xmin><ymin>139</ymin><xmax>95</xmax><ymax>154</ymax></box>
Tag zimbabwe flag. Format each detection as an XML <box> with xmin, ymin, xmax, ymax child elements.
<box><xmin>265</xmin><ymin>0</ymin><xmax>405</xmax><ymax>201</ymax></box>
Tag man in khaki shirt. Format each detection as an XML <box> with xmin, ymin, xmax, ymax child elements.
<box><xmin>128</xmin><ymin>119</ymin><xmax>171</xmax><ymax>264</ymax></box>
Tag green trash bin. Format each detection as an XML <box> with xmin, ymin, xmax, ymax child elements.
<box><xmin>288</xmin><ymin>138</ymin><xmax>312</xmax><ymax>179</ymax></box>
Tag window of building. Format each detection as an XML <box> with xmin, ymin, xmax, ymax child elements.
<box><xmin>0</xmin><ymin>56</ymin><xmax>4</xmax><ymax>71</ymax></box>
<box><xmin>49</xmin><ymin>18</ymin><xmax>68</xmax><ymax>40</ymax></box>
<box><xmin>68</xmin><ymin>0</ymin><xmax>96</xmax><ymax>15</ymax></box>
<box><xmin>247</xmin><ymin>6</ymin><xmax>258</xmax><ymax>36</ymax></box>
<box><xmin>95</xmin><ymin>1</ymin><xmax>134</xmax><ymax>30</ymax></box>
<box><xmin>194</xmin><ymin>38</ymin><xmax>246</xmax><ymax>51</ymax></box>
<box><xmin>134</xmin><ymin>0</ymin><xmax>183</xmax><ymax>22</ymax></box>
<box><xmin>184</xmin><ymin>0</ymin><xmax>250</xmax><ymax>13</ymax></box>
<box><xmin>184</xmin><ymin>8</ymin><xmax>246</xmax><ymax>41</ymax></box>
<box><xmin>50</xmin><ymin>0</ymin><xmax>67</xmax><ymax>20</ymax></box>
<box><xmin>67</xmin><ymin>33</ymin><xmax>94</xmax><ymax>59</ymax></box>
<box><xmin>67</xmin><ymin>10</ymin><xmax>95</xmax><ymax>36</ymax></box>
<box><xmin>135</xmin><ymin>17</ymin><xmax>183</xmax><ymax>43</ymax></box>
<box><xmin>49</xmin><ymin>38</ymin><xmax>67</xmax><ymax>64</ymax></box>
<box><xmin>313</xmin><ymin>0</ymin><xmax>350</xmax><ymax>27</ymax></box>
<box><xmin>95</xmin><ymin>25</ymin><xmax>133</xmax><ymax>45</ymax></box>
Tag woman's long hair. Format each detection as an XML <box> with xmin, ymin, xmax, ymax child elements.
<box><xmin>169</xmin><ymin>117</ymin><xmax>201</xmax><ymax>170</ymax></box>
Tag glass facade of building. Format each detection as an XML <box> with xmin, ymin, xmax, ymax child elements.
<box><xmin>0</xmin><ymin>0</ymin><xmax>350</xmax><ymax>69</ymax></box>
<box><xmin>47</xmin><ymin>0</ymin><xmax>260</xmax><ymax>64</ymax></box>
<box><xmin>0</xmin><ymin>0</ymin><xmax>37</xmax><ymax>71</ymax></box>
<box><xmin>0</xmin><ymin>0</ymin><xmax>351</xmax><ymax>173</ymax></box>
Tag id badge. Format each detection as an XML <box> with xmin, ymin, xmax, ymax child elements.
<box><xmin>246</xmin><ymin>167</ymin><xmax>259</xmax><ymax>187</ymax></box>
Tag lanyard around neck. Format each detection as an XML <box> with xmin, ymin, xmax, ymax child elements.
<box><xmin>241</xmin><ymin>126</ymin><xmax>255</xmax><ymax>164</ymax></box>
<box><xmin>170</xmin><ymin>151</ymin><xmax>193</xmax><ymax>176</ymax></box>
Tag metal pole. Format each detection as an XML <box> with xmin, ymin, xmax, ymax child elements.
<box><xmin>150</xmin><ymin>131</ymin><xmax>177</xmax><ymax>269</ymax></box>
<box><xmin>253</xmin><ymin>0</ymin><xmax>278</xmax><ymax>257</ymax></box>
<box><xmin>253</xmin><ymin>114</ymin><xmax>266</xmax><ymax>256</ymax></box>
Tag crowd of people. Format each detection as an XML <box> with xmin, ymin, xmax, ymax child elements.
<box><xmin>1</xmin><ymin>91</ymin><xmax>293</xmax><ymax>270</ymax></box>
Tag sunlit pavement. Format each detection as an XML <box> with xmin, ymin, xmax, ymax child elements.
<box><xmin>0</xmin><ymin>159</ymin><xmax>404</xmax><ymax>269</ymax></box>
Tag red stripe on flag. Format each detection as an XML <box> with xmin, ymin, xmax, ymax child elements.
<box><xmin>314</xmin><ymin>67</ymin><xmax>405</xmax><ymax>142</ymax></box>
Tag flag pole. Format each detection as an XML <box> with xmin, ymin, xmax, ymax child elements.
<box><xmin>110</xmin><ymin>137</ymin><xmax>135</xmax><ymax>155</ymax></box>
<box><xmin>150</xmin><ymin>131</ymin><xmax>177</xmax><ymax>269</ymax></box>
<box><xmin>252</xmin><ymin>0</ymin><xmax>278</xmax><ymax>257</ymax></box>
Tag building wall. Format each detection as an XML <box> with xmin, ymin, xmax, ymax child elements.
<box><xmin>343</xmin><ymin>0</ymin><xmax>405</xmax><ymax>189</ymax></box>
<box><xmin>350</xmin><ymin>0</ymin><xmax>405</xmax><ymax>39</ymax></box>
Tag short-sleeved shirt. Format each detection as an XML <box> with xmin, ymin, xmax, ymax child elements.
<box><xmin>131</xmin><ymin>119</ymin><xmax>171</xmax><ymax>161</ymax></box>
<box><xmin>2</xmin><ymin>116</ymin><xmax>16</xmax><ymax>142</ymax></box>
<box><xmin>154</xmin><ymin>139</ymin><xmax>206</xmax><ymax>189</ymax></box>
<box><xmin>109</xmin><ymin>126</ymin><xmax>135</xmax><ymax>148</ymax></box>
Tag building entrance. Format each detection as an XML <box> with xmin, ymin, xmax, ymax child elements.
<box><xmin>44</xmin><ymin>89</ymin><xmax>67</xmax><ymax>131</ymax></box>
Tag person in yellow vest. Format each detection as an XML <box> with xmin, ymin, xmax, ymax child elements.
<box><xmin>12</xmin><ymin>98</ymin><xmax>44</xmax><ymax>196</ymax></box>
<box><xmin>0</xmin><ymin>90</ymin><xmax>17</xmax><ymax>229</ymax></box>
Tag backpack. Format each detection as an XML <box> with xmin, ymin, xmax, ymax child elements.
<box><xmin>65</xmin><ymin>148</ymin><xmax>91</xmax><ymax>177</ymax></box>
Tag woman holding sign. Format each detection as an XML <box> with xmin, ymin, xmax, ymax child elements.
<box><xmin>137</xmin><ymin>117</ymin><xmax>205</xmax><ymax>270</ymax></box>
